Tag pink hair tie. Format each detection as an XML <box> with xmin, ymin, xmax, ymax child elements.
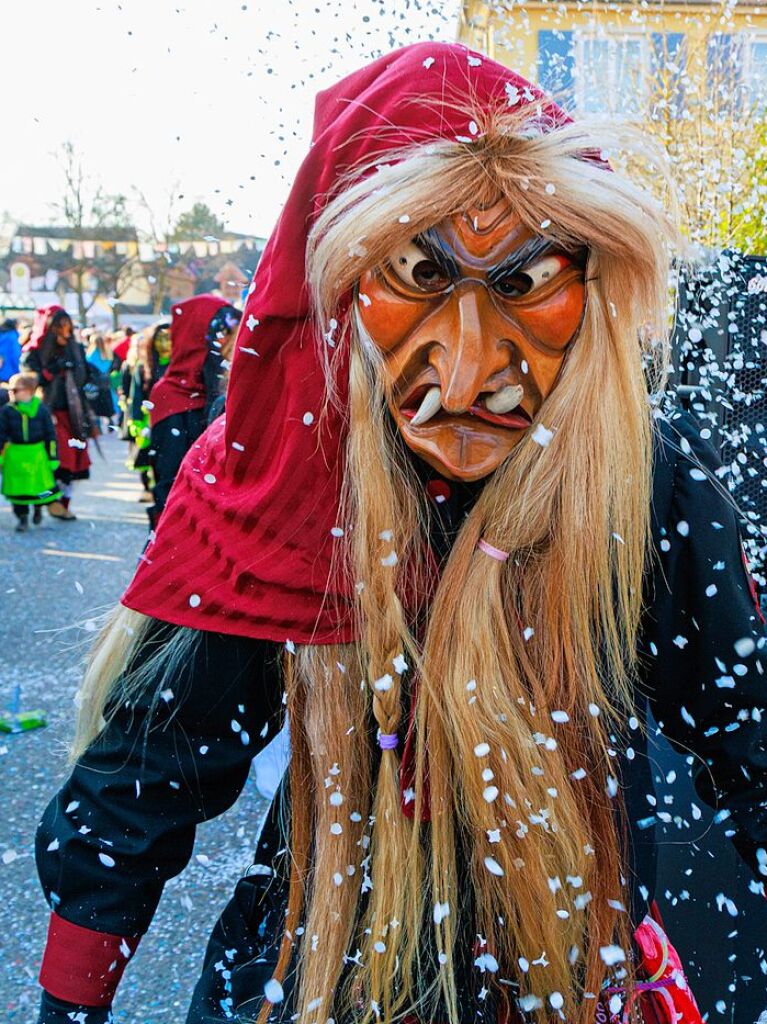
<box><xmin>378</xmin><ymin>733</ymin><xmax>399</xmax><ymax>750</ymax></box>
<box><xmin>477</xmin><ymin>539</ymin><xmax>509</xmax><ymax>563</ymax></box>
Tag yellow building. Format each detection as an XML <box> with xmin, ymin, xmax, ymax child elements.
<box><xmin>458</xmin><ymin>1</ymin><xmax>767</xmax><ymax>116</ymax></box>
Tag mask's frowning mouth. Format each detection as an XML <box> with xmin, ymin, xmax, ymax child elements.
<box><xmin>399</xmin><ymin>383</ymin><xmax>533</xmax><ymax>430</ymax></box>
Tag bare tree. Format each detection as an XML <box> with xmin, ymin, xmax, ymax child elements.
<box><xmin>52</xmin><ymin>141</ymin><xmax>139</xmax><ymax>326</ymax></box>
<box><xmin>132</xmin><ymin>182</ymin><xmax>182</xmax><ymax>316</ymax></box>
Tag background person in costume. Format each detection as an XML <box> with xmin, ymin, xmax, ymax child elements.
<box><xmin>146</xmin><ymin>295</ymin><xmax>240</xmax><ymax>527</ymax></box>
<box><xmin>0</xmin><ymin>317</ymin><xmax>21</xmax><ymax>382</ymax></box>
<box><xmin>22</xmin><ymin>305</ymin><xmax>92</xmax><ymax>521</ymax></box>
<box><xmin>0</xmin><ymin>372</ymin><xmax>60</xmax><ymax>531</ymax></box>
<box><xmin>124</xmin><ymin>321</ymin><xmax>171</xmax><ymax>503</ymax></box>
<box><xmin>85</xmin><ymin>332</ymin><xmax>119</xmax><ymax>427</ymax></box>
<box><xmin>33</xmin><ymin>44</ymin><xmax>767</xmax><ymax>1024</ymax></box>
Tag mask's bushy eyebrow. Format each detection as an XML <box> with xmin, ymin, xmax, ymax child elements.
<box><xmin>413</xmin><ymin>228</ymin><xmax>460</xmax><ymax>280</ymax></box>
<box><xmin>489</xmin><ymin>239</ymin><xmax>589</xmax><ymax>284</ymax></box>
<box><xmin>488</xmin><ymin>236</ymin><xmax>553</xmax><ymax>283</ymax></box>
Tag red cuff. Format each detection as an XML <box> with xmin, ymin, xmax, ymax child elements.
<box><xmin>39</xmin><ymin>912</ymin><xmax>141</xmax><ymax>1007</ymax></box>
<box><xmin>42</xmin><ymin>369</ymin><xmax>54</xmax><ymax>381</ymax></box>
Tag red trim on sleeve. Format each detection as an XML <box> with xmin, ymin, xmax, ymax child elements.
<box><xmin>39</xmin><ymin>912</ymin><xmax>141</xmax><ymax>1008</ymax></box>
<box><xmin>41</xmin><ymin>369</ymin><xmax>54</xmax><ymax>382</ymax></box>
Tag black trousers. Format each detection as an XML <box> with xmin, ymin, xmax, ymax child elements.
<box><xmin>12</xmin><ymin>503</ymin><xmax>29</xmax><ymax>519</ymax></box>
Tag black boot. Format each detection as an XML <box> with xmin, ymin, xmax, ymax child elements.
<box><xmin>32</xmin><ymin>506</ymin><xmax>42</xmax><ymax>525</ymax></box>
<box><xmin>14</xmin><ymin>515</ymin><xmax>29</xmax><ymax>533</ymax></box>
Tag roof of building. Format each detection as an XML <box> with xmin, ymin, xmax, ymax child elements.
<box><xmin>15</xmin><ymin>224</ymin><xmax>138</xmax><ymax>242</ymax></box>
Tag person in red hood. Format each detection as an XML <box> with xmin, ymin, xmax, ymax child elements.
<box><xmin>22</xmin><ymin>305</ymin><xmax>92</xmax><ymax>520</ymax></box>
<box><xmin>33</xmin><ymin>43</ymin><xmax>767</xmax><ymax>1024</ymax></box>
<box><xmin>146</xmin><ymin>294</ymin><xmax>240</xmax><ymax>527</ymax></box>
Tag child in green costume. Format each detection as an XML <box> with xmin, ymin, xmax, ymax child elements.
<box><xmin>0</xmin><ymin>373</ymin><xmax>61</xmax><ymax>532</ymax></box>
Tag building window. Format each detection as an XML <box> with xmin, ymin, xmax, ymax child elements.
<box><xmin>574</xmin><ymin>32</ymin><xmax>651</xmax><ymax>116</ymax></box>
<box><xmin>745</xmin><ymin>38</ymin><xmax>767</xmax><ymax>108</ymax></box>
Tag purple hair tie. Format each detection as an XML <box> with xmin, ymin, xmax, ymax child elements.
<box><xmin>378</xmin><ymin>732</ymin><xmax>399</xmax><ymax>750</ymax></box>
<box><xmin>477</xmin><ymin>538</ymin><xmax>509</xmax><ymax>563</ymax></box>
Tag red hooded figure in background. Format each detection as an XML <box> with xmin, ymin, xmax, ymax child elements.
<box><xmin>143</xmin><ymin>293</ymin><xmax>241</xmax><ymax>527</ymax></box>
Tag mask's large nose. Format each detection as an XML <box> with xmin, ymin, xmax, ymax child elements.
<box><xmin>429</xmin><ymin>284</ymin><xmax>509</xmax><ymax>414</ymax></box>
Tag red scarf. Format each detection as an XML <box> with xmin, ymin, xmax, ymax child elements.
<box><xmin>123</xmin><ymin>42</ymin><xmax>570</xmax><ymax>643</ymax></box>
<box><xmin>148</xmin><ymin>294</ymin><xmax>228</xmax><ymax>427</ymax></box>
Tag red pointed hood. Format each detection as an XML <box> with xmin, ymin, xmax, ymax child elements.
<box><xmin>26</xmin><ymin>304</ymin><xmax>67</xmax><ymax>351</ymax></box>
<box><xmin>148</xmin><ymin>294</ymin><xmax>228</xmax><ymax>427</ymax></box>
<box><xmin>123</xmin><ymin>42</ymin><xmax>572</xmax><ymax>642</ymax></box>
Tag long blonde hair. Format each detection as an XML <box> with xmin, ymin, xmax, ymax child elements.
<box><xmin>287</xmin><ymin>107</ymin><xmax>678</xmax><ymax>1024</ymax></box>
<box><xmin>74</xmin><ymin>106</ymin><xmax>679</xmax><ymax>1024</ymax></box>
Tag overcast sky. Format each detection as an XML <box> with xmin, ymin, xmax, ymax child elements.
<box><xmin>2</xmin><ymin>0</ymin><xmax>457</xmax><ymax>239</ymax></box>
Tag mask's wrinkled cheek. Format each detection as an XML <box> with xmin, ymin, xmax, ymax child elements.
<box><xmin>357</xmin><ymin>270</ymin><xmax>442</xmax><ymax>354</ymax></box>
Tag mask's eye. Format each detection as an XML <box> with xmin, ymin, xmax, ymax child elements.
<box><xmin>387</xmin><ymin>241</ymin><xmax>451</xmax><ymax>293</ymax></box>
<box><xmin>494</xmin><ymin>254</ymin><xmax>574</xmax><ymax>298</ymax></box>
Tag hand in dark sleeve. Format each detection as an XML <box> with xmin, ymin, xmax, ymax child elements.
<box><xmin>22</xmin><ymin>347</ymin><xmax>45</xmax><ymax>385</ymax></box>
<box><xmin>643</xmin><ymin>412</ymin><xmax>767</xmax><ymax>880</ymax></box>
<box><xmin>35</xmin><ymin>622</ymin><xmax>284</xmax><ymax>1016</ymax></box>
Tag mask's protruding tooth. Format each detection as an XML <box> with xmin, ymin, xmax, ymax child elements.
<box><xmin>485</xmin><ymin>384</ymin><xmax>524</xmax><ymax>415</ymax></box>
<box><xmin>410</xmin><ymin>386</ymin><xmax>442</xmax><ymax>426</ymax></box>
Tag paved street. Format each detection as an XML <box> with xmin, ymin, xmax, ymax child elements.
<box><xmin>0</xmin><ymin>431</ymin><xmax>268</xmax><ymax>1022</ymax></box>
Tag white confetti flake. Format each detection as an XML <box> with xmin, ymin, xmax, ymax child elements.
<box><xmin>264</xmin><ymin>979</ymin><xmax>284</xmax><ymax>1004</ymax></box>
<box><xmin>735</xmin><ymin>637</ymin><xmax>756</xmax><ymax>657</ymax></box>
<box><xmin>483</xmin><ymin>785</ymin><xmax>499</xmax><ymax>802</ymax></box>
<box><xmin>99</xmin><ymin>853</ymin><xmax>116</xmax><ymax>868</ymax></box>
<box><xmin>505</xmin><ymin>82</ymin><xmax>521</xmax><ymax>105</ymax></box>
<box><xmin>2</xmin><ymin>849</ymin><xmax>19</xmax><ymax>865</ymax></box>
<box><xmin>484</xmin><ymin>856</ymin><xmax>504</xmax><ymax>876</ymax></box>
<box><xmin>203</xmin><ymin>473</ymin><xmax>216</xmax><ymax>484</ymax></box>
<box><xmin>380</xmin><ymin>550</ymin><xmax>398</xmax><ymax>567</ymax></box>
<box><xmin>474</xmin><ymin>742</ymin><xmax>490</xmax><ymax>757</ymax></box>
<box><xmin>302</xmin><ymin>412</ymin><xmax>314</xmax><ymax>426</ymax></box>
<box><xmin>374</xmin><ymin>674</ymin><xmax>393</xmax><ymax>692</ymax></box>
<box><xmin>392</xmin><ymin>653</ymin><xmax>408</xmax><ymax>674</ymax></box>
<box><xmin>246</xmin><ymin>314</ymin><xmax>259</xmax><ymax>331</ymax></box>
<box><xmin>285</xmin><ymin>639</ymin><xmax>296</xmax><ymax>654</ymax></box>
<box><xmin>398</xmin><ymin>214</ymin><xmax>410</xmax><ymax>224</ymax></box>
<box><xmin>531</xmin><ymin>424</ymin><xmax>554</xmax><ymax>447</ymax></box>
<box><xmin>373</xmin><ymin>940</ymin><xmax>386</xmax><ymax>954</ymax></box>
<box><xmin>551</xmin><ymin>710</ymin><xmax>569</xmax><ymax>724</ymax></box>
<box><xmin>433</xmin><ymin>901</ymin><xmax>450</xmax><ymax>924</ymax></box>
<box><xmin>422</xmin><ymin>57</ymin><xmax>435</xmax><ymax>69</ymax></box>
<box><xmin>540</xmin><ymin>219</ymin><xmax>551</xmax><ymax>230</ymax></box>
<box><xmin>599</xmin><ymin>944</ymin><xmax>626</xmax><ymax>966</ymax></box>
<box><xmin>549</xmin><ymin>992</ymin><xmax>564</xmax><ymax>1010</ymax></box>
<box><xmin>475</xmin><ymin>952</ymin><xmax>499</xmax><ymax>972</ymax></box>
<box><xmin>65</xmin><ymin>801</ymin><xmax>80</xmax><ymax>814</ymax></box>
<box><xmin>330</xmin><ymin>526</ymin><xmax>345</xmax><ymax>538</ymax></box>
<box><xmin>189</xmin><ymin>594</ymin><xmax>201</xmax><ymax>608</ymax></box>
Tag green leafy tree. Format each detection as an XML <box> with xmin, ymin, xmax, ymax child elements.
<box><xmin>172</xmin><ymin>202</ymin><xmax>226</xmax><ymax>240</ymax></box>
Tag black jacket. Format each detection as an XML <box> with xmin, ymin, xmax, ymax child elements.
<box><xmin>23</xmin><ymin>340</ymin><xmax>90</xmax><ymax>414</ymax></box>
<box><xmin>0</xmin><ymin>399</ymin><xmax>57</xmax><ymax>449</ymax></box>
<box><xmin>35</xmin><ymin>412</ymin><xmax>767</xmax><ymax>1023</ymax></box>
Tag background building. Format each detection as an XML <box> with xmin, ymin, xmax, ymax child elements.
<box><xmin>459</xmin><ymin>0</ymin><xmax>767</xmax><ymax>253</ymax></box>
